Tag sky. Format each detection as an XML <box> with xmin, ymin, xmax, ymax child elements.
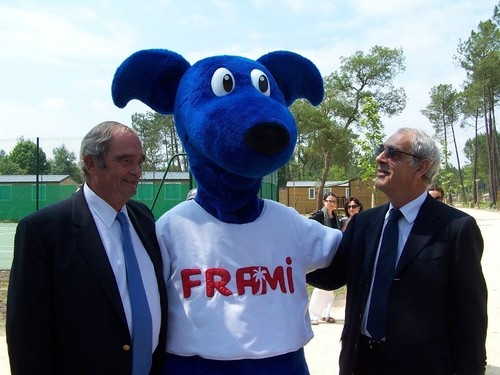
<box><xmin>0</xmin><ymin>0</ymin><xmax>497</xmax><ymax>164</ymax></box>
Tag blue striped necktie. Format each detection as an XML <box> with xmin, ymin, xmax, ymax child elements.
<box><xmin>367</xmin><ymin>208</ymin><xmax>402</xmax><ymax>341</ymax></box>
<box><xmin>116</xmin><ymin>212</ymin><xmax>152</xmax><ymax>375</ymax></box>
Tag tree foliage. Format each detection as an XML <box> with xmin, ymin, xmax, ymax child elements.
<box><xmin>455</xmin><ymin>3</ymin><xmax>500</xmax><ymax>205</ymax></box>
<box><xmin>131</xmin><ymin>111</ymin><xmax>187</xmax><ymax>172</ymax></box>
<box><xmin>8</xmin><ymin>138</ymin><xmax>49</xmax><ymax>174</ymax></box>
<box><xmin>49</xmin><ymin>144</ymin><xmax>81</xmax><ymax>183</ymax></box>
<box><xmin>464</xmin><ymin>132</ymin><xmax>500</xmax><ymax>203</ymax></box>
<box><xmin>322</xmin><ymin>45</ymin><xmax>407</xmax><ymax>130</ymax></box>
<box><xmin>0</xmin><ymin>150</ymin><xmax>23</xmax><ymax>174</ymax></box>
<box><xmin>0</xmin><ymin>140</ymin><xmax>82</xmax><ymax>183</ymax></box>
<box><xmin>284</xmin><ymin>46</ymin><xmax>407</xmax><ymax>209</ymax></box>
<box><xmin>354</xmin><ymin>97</ymin><xmax>385</xmax><ymax>183</ymax></box>
<box><xmin>287</xmin><ymin>99</ymin><xmax>352</xmax><ymax>208</ymax></box>
<box><xmin>421</xmin><ymin>84</ymin><xmax>466</xmax><ymax>201</ymax></box>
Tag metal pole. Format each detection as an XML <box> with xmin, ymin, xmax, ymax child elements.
<box><xmin>150</xmin><ymin>153</ymin><xmax>187</xmax><ymax>212</ymax></box>
<box><xmin>36</xmin><ymin>137</ymin><xmax>40</xmax><ymax>210</ymax></box>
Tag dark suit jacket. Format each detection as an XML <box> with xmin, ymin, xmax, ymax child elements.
<box><xmin>307</xmin><ymin>195</ymin><xmax>488</xmax><ymax>374</ymax></box>
<box><xmin>309</xmin><ymin>209</ymin><xmax>340</xmax><ymax>229</ymax></box>
<box><xmin>7</xmin><ymin>189</ymin><xmax>168</xmax><ymax>375</ymax></box>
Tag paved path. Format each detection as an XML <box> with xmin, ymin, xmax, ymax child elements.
<box><xmin>0</xmin><ymin>207</ymin><xmax>499</xmax><ymax>374</ymax></box>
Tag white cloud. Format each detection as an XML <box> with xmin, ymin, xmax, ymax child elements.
<box><xmin>0</xmin><ymin>0</ymin><xmax>495</xmax><ymax>168</ymax></box>
<box><xmin>181</xmin><ymin>14</ymin><xmax>213</xmax><ymax>28</ymax></box>
<box><xmin>72</xmin><ymin>76</ymin><xmax>109</xmax><ymax>91</ymax></box>
<box><xmin>43</xmin><ymin>97</ymin><xmax>67</xmax><ymax>110</ymax></box>
<box><xmin>0</xmin><ymin>5</ymin><xmax>133</xmax><ymax>65</ymax></box>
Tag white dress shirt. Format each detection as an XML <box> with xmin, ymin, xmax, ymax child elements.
<box><xmin>84</xmin><ymin>184</ymin><xmax>161</xmax><ymax>351</ymax></box>
<box><xmin>361</xmin><ymin>191</ymin><xmax>428</xmax><ymax>338</ymax></box>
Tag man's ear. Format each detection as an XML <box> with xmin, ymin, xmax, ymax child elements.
<box><xmin>415</xmin><ymin>158</ymin><xmax>430</xmax><ymax>179</ymax></box>
<box><xmin>83</xmin><ymin>154</ymin><xmax>97</xmax><ymax>175</ymax></box>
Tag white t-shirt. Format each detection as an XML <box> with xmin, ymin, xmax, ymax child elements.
<box><xmin>156</xmin><ymin>199</ymin><xmax>342</xmax><ymax>360</ymax></box>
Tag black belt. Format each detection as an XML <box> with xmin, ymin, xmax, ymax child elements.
<box><xmin>359</xmin><ymin>335</ymin><xmax>386</xmax><ymax>352</ymax></box>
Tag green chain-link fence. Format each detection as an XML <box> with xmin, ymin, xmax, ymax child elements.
<box><xmin>0</xmin><ymin>137</ymin><xmax>279</xmax><ymax>269</ymax></box>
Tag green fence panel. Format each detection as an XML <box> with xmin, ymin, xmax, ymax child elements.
<box><xmin>0</xmin><ymin>172</ymin><xmax>278</xmax><ymax>269</ymax></box>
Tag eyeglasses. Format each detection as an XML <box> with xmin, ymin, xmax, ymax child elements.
<box><xmin>325</xmin><ymin>200</ymin><xmax>337</xmax><ymax>204</ymax></box>
<box><xmin>347</xmin><ymin>205</ymin><xmax>359</xmax><ymax>209</ymax></box>
<box><xmin>375</xmin><ymin>144</ymin><xmax>420</xmax><ymax>160</ymax></box>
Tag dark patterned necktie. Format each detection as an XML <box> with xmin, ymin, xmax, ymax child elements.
<box><xmin>116</xmin><ymin>212</ymin><xmax>152</xmax><ymax>375</ymax></box>
<box><xmin>367</xmin><ymin>208</ymin><xmax>402</xmax><ymax>341</ymax></box>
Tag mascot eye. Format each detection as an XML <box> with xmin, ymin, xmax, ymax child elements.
<box><xmin>251</xmin><ymin>69</ymin><xmax>270</xmax><ymax>96</ymax></box>
<box><xmin>211</xmin><ymin>67</ymin><xmax>235</xmax><ymax>96</ymax></box>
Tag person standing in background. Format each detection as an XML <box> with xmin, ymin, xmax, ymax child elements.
<box><xmin>340</xmin><ymin>197</ymin><xmax>363</xmax><ymax>232</ymax></box>
<box><xmin>308</xmin><ymin>192</ymin><xmax>340</xmax><ymax>325</ymax></box>
<box><xmin>427</xmin><ymin>184</ymin><xmax>444</xmax><ymax>201</ymax></box>
<box><xmin>310</xmin><ymin>192</ymin><xmax>341</xmax><ymax>229</ymax></box>
<box><xmin>308</xmin><ymin>128</ymin><xmax>487</xmax><ymax>374</ymax></box>
<box><xmin>7</xmin><ymin>121</ymin><xmax>168</xmax><ymax>375</ymax></box>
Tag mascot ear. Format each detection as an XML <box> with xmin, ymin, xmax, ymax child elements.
<box><xmin>112</xmin><ymin>49</ymin><xmax>191</xmax><ymax>114</ymax></box>
<box><xmin>257</xmin><ymin>51</ymin><xmax>324</xmax><ymax>107</ymax></box>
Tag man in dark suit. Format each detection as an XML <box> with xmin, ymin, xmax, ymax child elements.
<box><xmin>308</xmin><ymin>128</ymin><xmax>487</xmax><ymax>374</ymax></box>
<box><xmin>7</xmin><ymin>121</ymin><xmax>168</xmax><ymax>374</ymax></box>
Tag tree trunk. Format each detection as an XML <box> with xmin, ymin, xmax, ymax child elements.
<box><xmin>473</xmin><ymin>112</ymin><xmax>479</xmax><ymax>205</ymax></box>
<box><xmin>450</xmin><ymin>123</ymin><xmax>466</xmax><ymax>202</ymax></box>
<box><xmin>316</xmin><ymin>149</ymin><xmax>332</xmax><ymax>210</ymax></box>
<box><xmin>485</xmin><ymin>90</ymin><xmax>498</xmax><ymax>206</ymax></box>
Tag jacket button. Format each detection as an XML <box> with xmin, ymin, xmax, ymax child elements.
<box><xmin>122</xmin><ymin>344</ymin><xmax>131</xmax><ymax>351</ymax></box>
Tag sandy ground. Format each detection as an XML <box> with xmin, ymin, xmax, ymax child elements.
<box><xmin>0</xmin><ymin>207</ymin><xmax>498</xmax><ymax>374</ymax></box>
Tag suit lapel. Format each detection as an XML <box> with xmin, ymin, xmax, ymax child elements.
<box><xmin>395</xmin><ymin>195</ymin><xmax>440</xmax><ymax>274</ymax></box>
<box><xmin>71</xmin><ymin>190</ymin><xmax>128</xmax><ymax>326</ymax></box>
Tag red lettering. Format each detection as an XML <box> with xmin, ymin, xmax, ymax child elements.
<box><xmin>206</xmin><ymin>268</ymin><xmax>232</xmax><ymax>297</ymax></box>
<box><xmin>266</xmin><ymin>266</ymin><xmax>287</xmax><ymax>293</ymax></box>
<box><xmin>286</xmin><ymin>257</ymin><xmax>294</xmax><ymax>293</ymax></box>
<box><xmin>180</xmin><ymin>258</ymin><xmax>295</xmax><ymax>298</ymax></box>
<box><xmin>236</xmin><ymin>267</ymin><xmax>260</xmax><ymax>295</ymax></box>
<box><xmin>181</xmin><ymin>269</ymin><xmax>202</xmax><ymax>298</ymax></box>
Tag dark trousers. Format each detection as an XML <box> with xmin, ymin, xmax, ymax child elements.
<box><xmin>354</xmin><ymin>335</ymin><xmax>387</xmax><ymax>375</ymax></box>
<box><xmin>160</xmin><ymin>348</ymin><xmax>310</xmax><ymax>375</ymax></box>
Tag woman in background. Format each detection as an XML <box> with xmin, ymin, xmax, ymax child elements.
<box><xmin>340</xmin><ymin>197</ymin><xmax>363</xmax><ymax>232</ymax></box>
<box><xmin>308</xmin><ymin>192</ymin><xmax>340</xmax><ymax>325</ymax></box>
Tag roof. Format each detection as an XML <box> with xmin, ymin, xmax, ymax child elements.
<box><xmin>285</xmin><ymin>180</ymin><xmax>350</xmax><ymax>188</ymax></box>
<box><xmin>0</xmin><ymin>172</ymin><xmax>191</xmax><ymax>184</ymax></box>
<box><xmin>141</xmin><ymin>171</ymin><xmax>190</xmax><ymax>181</ymax></box>
<box><xmin>0</xmin><ymin>175</ymin><xmax>71</xmax><ymax>183</ymax></box>
<box><xmin>324</xmin><ymin>180</ymin><xmax>350</xmax><ymax>187</ymax></box>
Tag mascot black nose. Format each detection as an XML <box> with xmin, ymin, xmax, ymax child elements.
<box><xmin>244</xmin><ymin>122</ymin><xmax>290</xmax><ymax>156</ymax></box>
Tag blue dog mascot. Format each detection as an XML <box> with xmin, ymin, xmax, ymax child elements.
<box><xmin>112</xmin><ymin>49</ymin><xmax>342</xmax><ymax>374</ymax></box>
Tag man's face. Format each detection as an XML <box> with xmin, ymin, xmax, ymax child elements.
<box><xmin>87</xmin><ymin>130</ymin><xmax>145</xmax><ymax>210</ymax></box>
<box><xmin>375</xmin><ymin>131</ymin><xmax>422</xmax><ymax>200</ymax></box>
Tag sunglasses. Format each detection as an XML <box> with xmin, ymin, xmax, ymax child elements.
<box><xmin>325</xmin><ymin>200</ymin><xmax>337</xmax><ymax>204</ymax></box>
<box><xmin>347</xmin><ymin>205</ymin><xmax>359</xmax><ymax>209</ymax></box>
<box><xmin>375</xmin><ymin>144</ymin><xmax>420</xmax><ymax>160</ymax></box>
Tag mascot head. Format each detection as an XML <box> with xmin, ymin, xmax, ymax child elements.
<box><xmin>112</xmin><ymin>49</ymin><xmax>323</xmax><ymax>223</ymax></box>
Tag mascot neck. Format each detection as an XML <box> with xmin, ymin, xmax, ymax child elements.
<box><xmin>191</xmin><ymin>163</ymin><xmax>265</xmax><ymax>224</ymax></box>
